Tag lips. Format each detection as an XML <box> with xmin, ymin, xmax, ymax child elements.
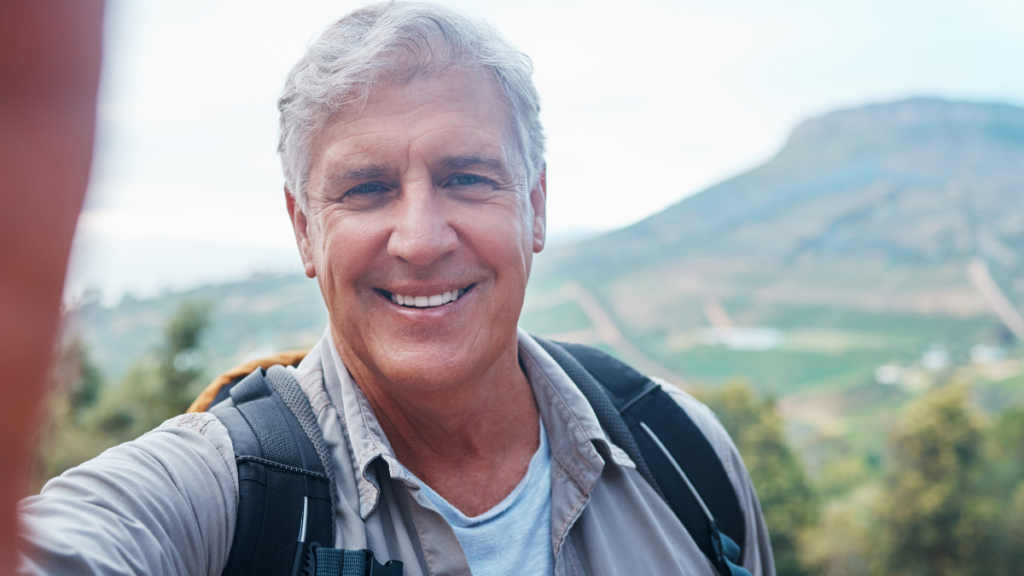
<box><xmin>381</xmin><ymin>285</ymin><xmax>473</xmax><ymax>308</ymax></box>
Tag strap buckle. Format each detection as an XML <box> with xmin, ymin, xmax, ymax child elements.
<box><xmin>299</xmin><ymin>542</ymin><xmax>404</xmax><ymax>576</ymax></box>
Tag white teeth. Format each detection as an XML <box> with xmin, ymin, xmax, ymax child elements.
<box><xmin>390</xmin><ymin>288</ymin><xmax>468</xmax><ymax>308</ymax></box>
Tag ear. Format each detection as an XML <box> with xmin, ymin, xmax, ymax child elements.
<box><xmin>285</xmin><ymin>186</ymin><xmax>317</xmax><ymax>278</ymax></box>
<box><xmin>530</xmin><ymin>167</ymin><xmax>547</xmax><ymax>253</ymax></box>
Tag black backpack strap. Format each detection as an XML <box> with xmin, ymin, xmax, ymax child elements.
<box><xmin>210</xmin><ymin>366</ymin><xmax>335</xmax><ymax>576</ymax></box>
<box><xmin>534</xmin><ymin>336</ymin><xmax>749</xmax><ymax>576</ymax></box>
<box><xmin>532</xmin><ymin>336</ymin><xmax>665</xmax><ymax>498</ymax></box>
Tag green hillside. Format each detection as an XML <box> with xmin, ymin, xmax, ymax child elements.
<box><xmin>69</xmin><ymin>274</ymin><xmax>328</xmax><ymax>380</ymax></box>
<box><xmin>525</xmin><ymin>97</ymin><xmax>1024</xmax><ymax>461</ymax></box>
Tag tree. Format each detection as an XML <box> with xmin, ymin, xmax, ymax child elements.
<box><xmin>872</xmin><ymin>384</ymin><xmax>999</xmax><ymax>576</ymax></box>
<box><xmin>696</xmin><ymin>381</ymin><xmax>819</xmax><ymax>576</ymax></box>
<box><xmin>89</xmin><ymin>300</ymin><xmax>211</xmax><ymax>442</ymax></box>
<box><xmin>30</xmin><ymin>336</ymin><xmax>107</xmax><ymax>491</ymax></box>
<box><xmin>33</xmin><ymin>300</ymin><xmax>212</xmax><ymax>488</ymax></box>
<box><xmin>49</xmin><ymin>335</ymin><xmax>103</xmax><ymax>417</ymax></box>
<box><xmin>985</xmin><ymin>407</ymin><xmax>1024</xmax><ymax>573</ymax></box>
<box><xmin>158</xmin><ymin>300</ymin><xmax>211</xmax><ymax>412</ymax></box>
<box><xmin>798</xmin><ymin>484</ymin><xmax>878</xmax><ymax>576</ymax></box>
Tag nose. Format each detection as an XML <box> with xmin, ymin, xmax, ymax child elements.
<box><xmin>387</xmin><ymin>182</ymin><xmax>458</xmax><ymax>267</ymax></box>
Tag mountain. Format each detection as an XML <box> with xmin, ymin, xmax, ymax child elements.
<box><xmin>528</xmin><ymin>99</ymin><xmax>1024</xmax><ymax>349</ymax></box>
<box><xmin>538</xmin><ymin>98</ymin><xmax>1024</xmax><ymax>279</ymax></box>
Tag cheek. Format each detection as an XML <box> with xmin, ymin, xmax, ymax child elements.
<box><xmin>312</xmin><ymin>211</ymin><xmax>379</xmax><ymax>283</ymax></box>
<box><xmin>461</xmin><ymin>204</ymin><xmax>532</xmax><ymax>282</ymax></box>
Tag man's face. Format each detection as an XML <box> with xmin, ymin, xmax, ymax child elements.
<box><xmin>290</xmin><ymin>69</ymin><xmax>546</xmax><ymax>394</ymax></box>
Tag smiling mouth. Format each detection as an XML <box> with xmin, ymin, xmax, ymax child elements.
<box><xmin>379</xmin><ymin>285</ymin><xmax>474</xmax><ymax>309</ymax></box>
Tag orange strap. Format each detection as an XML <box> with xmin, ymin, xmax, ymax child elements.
<box><xmin>187</xmin><ymin>349</ymin><xmax>311</xmax><ymax>413</ymax></box>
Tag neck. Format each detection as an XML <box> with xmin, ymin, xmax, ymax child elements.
<box><xmin>335</xmin><ymin>333</ymin><xmax>541</xmax><ymax>516</ymax></box>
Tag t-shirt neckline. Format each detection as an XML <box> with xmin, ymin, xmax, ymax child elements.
<box><xmin>409</xmin><ymin>417</ymin><xmax>550</xmax><ymax>527</ymax></box>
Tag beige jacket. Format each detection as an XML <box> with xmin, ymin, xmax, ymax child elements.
<box><xmin>19</xmin><ymin>328</ymin><xmax>774</xmax><ymax>576</ymax></box>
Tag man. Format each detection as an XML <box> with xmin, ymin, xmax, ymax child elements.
<box><xmin>19</xmin><ymin>3</ymin><xmax>774</xmax><ymax>575</ymax></box>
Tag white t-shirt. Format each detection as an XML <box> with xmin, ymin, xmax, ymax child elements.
<box><xmin>410</xmin><ymin>419</ymin><xmax>554</xmax><ymax>576</ymax></box>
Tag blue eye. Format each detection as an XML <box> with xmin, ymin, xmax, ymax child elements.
<box><xmin>448</xmin><ymin>174</ymin><xmax>483</xmax><ymax>187</ymax></box>
<box><xmin>346</xmin><ymin>182</ymin><xmax>388</xmax><ymax>196</ymax></box>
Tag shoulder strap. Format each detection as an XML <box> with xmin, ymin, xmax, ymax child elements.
<box><xmin>210</xmin><ymin>366</ymin><xmax>336</xmax><ymax>576</ymax></box>
<box><xmin>534</xmin><ymin>336</ymin><xmax>749</xmax><ymax>576</ymax></box>
<box><xmin>189</xmin><ymin>350</ymin><xmax>310</xmax><ymax>414</ymax></box>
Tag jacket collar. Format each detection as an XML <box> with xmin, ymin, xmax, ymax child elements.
<box><xmin>316</xmin><ymin>327</ymin><xmax>634</xmax><ymax>520</ymax></box>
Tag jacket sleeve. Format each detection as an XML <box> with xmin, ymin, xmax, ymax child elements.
<box><xmin>18</xmin><ymin>412</ymin><xmax>238</xmax><ymax>576</ymax></box>
<box><xmin>656</xmin><ymin>379</ymin><xmax>777</xmax><ymax>576</ymax></box>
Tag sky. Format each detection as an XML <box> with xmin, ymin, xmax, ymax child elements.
<box><xmin>67</xmin><ymin>0</ymin><xmax>1024</xmax><ymax>302</ymax></box>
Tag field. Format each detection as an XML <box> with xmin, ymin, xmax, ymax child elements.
<box><xmin>520</xmin><ymin>254</ymin><xmax>1022</xmax><ymax>466</ymax></box>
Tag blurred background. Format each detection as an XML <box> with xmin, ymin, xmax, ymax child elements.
<box><xmin>41</xmin><ymin>0</ymin><xmax>1024</xmax><ymax>574</ymax></box>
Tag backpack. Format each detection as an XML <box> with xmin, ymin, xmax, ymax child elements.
<box><xmin>190</xmin><ymin>337</ymin><xmax>750</xmax><ymax>576</ymax></box>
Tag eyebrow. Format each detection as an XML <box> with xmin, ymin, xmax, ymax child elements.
<box><xmin>440</xmin><ymin>155</ymin><xmax>507</xmax><ymax>173</ymax></box>
<box><xmin>331</xmin><ymin>164</ymin><xmax>389</xmax><ymax>183</ymax></box>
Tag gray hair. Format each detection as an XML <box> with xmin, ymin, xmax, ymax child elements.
<box><xmin>278</xmin><ymin>2</ymin><xmax>546</xmax><ymax>208</ymax></box>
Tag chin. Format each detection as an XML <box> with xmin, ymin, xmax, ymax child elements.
<box><xmin>375</xmin><ymin>339</ymin><xmax>479</xmax><ymax>389</ymax></box>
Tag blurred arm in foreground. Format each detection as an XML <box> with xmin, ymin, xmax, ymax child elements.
<box><xmin>0</xmin><ymin>0</ymin><xmax>104</xmax><ymax>571</ymax></box>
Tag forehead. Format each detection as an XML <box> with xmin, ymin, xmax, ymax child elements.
<box><xmin>309</xmin><ymin>69</ymin><xmax>519</xmax><ymax>177</ymax></box>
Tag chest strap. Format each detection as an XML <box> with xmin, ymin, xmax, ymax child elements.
<box><xmin>300</xmin><ymin>544</ymin><xmax>402</xmax><ymax>576</ymax></box>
